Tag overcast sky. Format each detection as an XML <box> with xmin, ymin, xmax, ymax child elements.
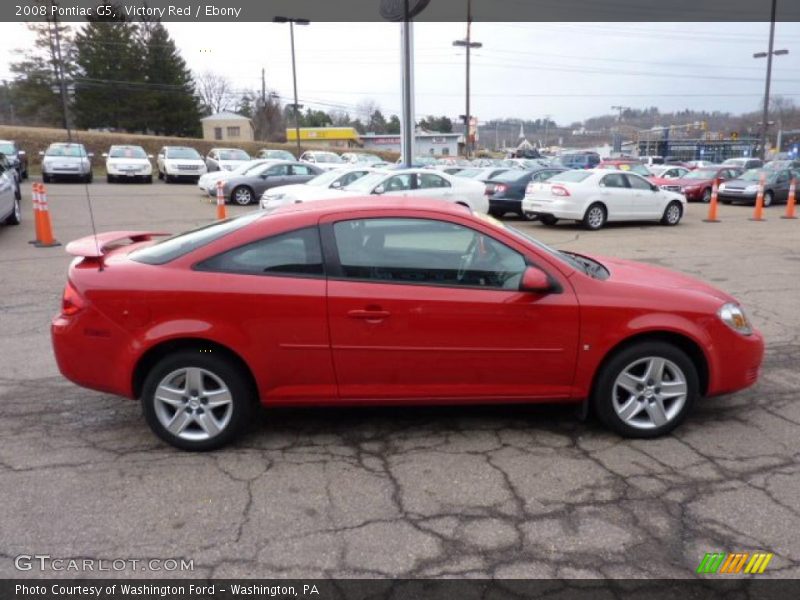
<box><xmin>1</xmin><ymin>21</ymin><xmax>799</xmax><ymax>125</ymax></box>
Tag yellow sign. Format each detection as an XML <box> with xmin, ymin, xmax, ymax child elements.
<box><xmin>286</xmin><ymin>127</ymin><xmax>360</xmax><ymax>142</ymax></box>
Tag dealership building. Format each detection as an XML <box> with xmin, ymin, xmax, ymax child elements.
<box><xmin>360</xmin><ymin>132</ymin><xmax>461</xmax><ymax>156</ymax></box>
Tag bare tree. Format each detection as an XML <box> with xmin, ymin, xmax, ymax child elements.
<box><xmin>195</xmin><ymin>70</ymin><xmax>234</xmax><ymax>114</ymax></box>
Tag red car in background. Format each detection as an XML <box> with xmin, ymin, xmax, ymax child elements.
<box><xmin>647</xmin><ymin>165</ymin><xmax>691</xmax><ymax>187</ymax></box>
<box><xmin>658</xmin><ymin>166</ymin><xmax>743</xmax><ymax>202</ymax></box>
<box><xmin>51</xmin><ymin>199</ymin><xmax>763</xmax><ymax>450</ymax></box>
<box><xmin>597</xmin><ymin>160</ymin><xmax>653</xmax><ymax>177</ymax></box>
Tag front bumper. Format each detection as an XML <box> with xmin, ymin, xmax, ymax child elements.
<box><xmin>718</xmin><ymin>191</ymin><xmax>758</xmax><ymax>203</ymax></box>
<box><xmin>705</xmin><ymin>323</ymin><xmax>765</xmax><ymax>397</ymax></box>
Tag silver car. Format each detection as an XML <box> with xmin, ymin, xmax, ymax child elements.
<box><xmin>219</xmin><ymin>160</ymin><xmax>324</xmax><ymax>205</ymax></box>
<box><xmin>40</xmin><ymin>143</ymin><xmax>93</xmax><ymax>183</ymax></box>
<box><xmin>0</xmin><ymin>158</ymin><xmax>21</xmax><ymax>227</ymax></box>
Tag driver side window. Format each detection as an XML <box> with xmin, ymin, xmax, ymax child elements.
<box><xmin>332</xmin><ymin>218</ymin><xmax>527</xmax><ymax>289</ymax></box>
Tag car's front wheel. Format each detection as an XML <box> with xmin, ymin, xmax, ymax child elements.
<box><xmin>142</xmin><ymin>350</ymin><xmax>254</xmax><ymax>451</ymax></box>
<box><xmin>4</xmin><ymin>196</ymin><xmax>21</xmax><ymax>225</ymax></box>
<box><xmin>232</xmin><ymin>186</ymin><xmax>254</xmax><ymax>205</ymax></box>
<box><xmin>761</xmin><ymin>191</ymin><xmax>773</xmax><ymax>207</ymax></box>
<box><xmin>661</xmin><ymin>201</ymin><xmax>682</xmax><ymax>226</ymax></box>
<box><xmin>593</xmin><ymin>341</ymin><xmax>698</xmax><ymax>438</ymax></box>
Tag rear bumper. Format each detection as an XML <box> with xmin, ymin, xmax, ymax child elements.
<box><xmin>489</xmin><ymin>197</ymin><xmax>522</xmax><ymax>213</ymax></box>
<box><xmin>522</xmin><ymin>197</ymin><xmax>585</xmax><ymax>220</ymax></box>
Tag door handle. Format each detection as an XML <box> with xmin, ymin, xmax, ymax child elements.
<box><xmin>347</xmin><ymin>309</ymin><xmax>391</xmax><ymax>321</ymax></box>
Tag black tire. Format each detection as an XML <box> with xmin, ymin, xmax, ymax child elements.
<box><xmin>85</xmin><ymin>171</ymin><xmax>93</xmax><ymax>184</ymax></box>
<box><xmin>141</xmin><ymin>350</ymin><xmax>254</xmax><ymax>451</ymax></box>
<box><xmin>660</xmin><ymin>201</ymin><xmax>682</xmax><ymax>226</ymax></box>
<box><xmin>106</xmin><ymin>175</ymin><xmax>115</xmax><ymax>184</ymax></box>
<box><xmin>540</xmin><ymin>215</ymin><xmax>559</xmax><ymax>226</ymax></box>
<box><xmin>14</xmin><ymin>182</ymin><xmax>21</xmax><ymax>201</ymax></box>
<box><xmin>157</xmin><ymin>169</ymin><xmax>164</xmax><ymax>180</ymax></box>
<box><xmin>42</xmin><ymin>173</ymin><xmax>51</xmax><ymax>183</ymax></box>
<box><xmin>232</xmin><ymin>185</ymin><xmax>254</xmax><ymax>206</ymax></box>
<box><xmin>701</xmin><ymin>188</ymin><xmax>712</xmax><ymax>203</ymax></box>
<box><xmin>4</xmin><ymin>196</ymin><xmax>21</xmax><ymax>225</ymax></box>
<box><xmin>593</xmin><ymin>341</ymin><xmax>698</xmax><ymax>438</ymax></box>
<box><xmin>582</xmin><ymin>202</ymin><xmax>606</xmax><ymax>230</ymax></box>
<box><xmin>145</xmin><ymin>175</ymin><xmax>153</xmax><ymax>184</ymax></box>
<box><xmin>165</xmin><ymin>173</ymin><xmax>173</xmax><ymax>183</ymax></box>
<box><xmin>22</xmin><ymin>170</ymin><xmax>28</xmax><ymax>180</ymax></box>
<box><xmin>761</xmin><ymin>191</ymin><xmax>773</xmax><ymax>207</ymax></box>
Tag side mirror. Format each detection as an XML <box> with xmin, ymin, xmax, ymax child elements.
<box><xmin>651</xmin><ymin>184</ymin><xmax>659</xmax><ymax>192</ymax></box>
<box><xmin>331</xmin><ymin>180</ymin><xmax>342</xmax><ymax>188</ymax></box>
<box><xmin>373</xmin><ymin>184</ymin><xmax>385</xmax><ymax>194</ymax></box>
<box><xmin>520</xmin><ymin>266</ymin><xmax>552</xmax><ymax>293</ymax></box>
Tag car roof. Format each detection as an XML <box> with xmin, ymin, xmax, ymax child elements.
<box><xmin>268</xmin><ymin>196</ymin><xmax>470</xmax><ymax>218</ymax></box>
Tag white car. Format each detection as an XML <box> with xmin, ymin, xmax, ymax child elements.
<box><xmin>205</xmin><ymin>148</ymin><xmax>251</xmax><ymax>172</ymax></box>
<box><xmin>156</xmin><ymin>146</ymin><xmax>207</xmax><ymax>183</ymax></box>
<box><xmin>337</xmin><ymin>168</ymin><xmax>489</xmax><ymax>213</ymax></box>
<box><xmin>299</xmin><ymin>150</ymin><xmax>346</xmax><ymax>171</ymax></box>
<box><xmin>522</xmin><ymin>169</ymin><xmax>686</xmax><ymax>230</ymax></box>
<box><xmin>198</xmin><ymin>159</ymin><xmax>277</xmax><ymax>194</ymax></box>
<box><xmin>0</xmin><ymin>159</ymin><xmax>20</xmax><ymax>227</ymax></box>
<box><xmin>103</xmin><ymin>145</ymin><xmax>153</xmax><ymax>183</ymax></box>
<box><xmin>341</xmin><ymin>152</ymin><xmax>386</xmax><ymax>166</ymax></box>
<box><xmin>40</xmin><ymin>143</ymin><xmax>93</xmax><ymax>183</ymax></box>
<box><xmin>260</xmin><ymin>167</ymin><xmax>383</xmax><ymax>211</ymax></box>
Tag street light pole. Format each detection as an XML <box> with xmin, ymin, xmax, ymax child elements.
<box><xmin>753</xmin><ymin>0</ymin><xmax>788</xmax><ymax>161</ymax></box>
<box><xmin>453</xmin><ymin>0</ymin><xmax>481</xmax><ymax>159</ymax></box>
<box><xmin>275</xmin><ymin>17</ymin><xmax>309</xmax><ymax>157</ymax></box>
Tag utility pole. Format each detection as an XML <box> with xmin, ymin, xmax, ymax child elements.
<box><xmin>453</xmin><ymin>0</ymin><xmax>481</xmax><ymax>159</ymax></box>
<box><xmin>753</xmin><ymin>0</ymin><xmax>788</xmax><ymax>160</ymax></box>
<box><xmin>611</xmin><ymin>105</ymin><xmax>630</xmax><ymax>123</ymax></box>
<box><xmin>274</xmin><ymin>17</ymin><xmax>309</xmax><ymax>157</ymax></box>
<box><xmin>261</xmin><ymin>68</ymin><xmax>266</xmax><ymax>106</ymax></box>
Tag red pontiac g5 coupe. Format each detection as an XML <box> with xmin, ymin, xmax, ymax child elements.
<box><xmin>51</xmin><ymin>198</ymin><xmax>763</xmax><ymax>450</ymax></box>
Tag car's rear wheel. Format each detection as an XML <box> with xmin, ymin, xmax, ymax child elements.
<box><xmin>142</xmin><ymin>350</ymin><xmax>254</xmax><ymax>451</ymax></box>
<box><xmin>232</xmin><ymin>186</ymin><xmax>254</xmax><ymax>206</ymax></box>
<box><xmin>4</xmin><ymin>196</ymin><xmax>21</xmax><ymax>225</ymax></box>
<box><xmin>701</xmin><ymin>188</ymin><xmax>712</xmax><ymax>203</ymax></box>
<box><xmin>661</xmin><ymin>201</ymin><xmax>682</xmax><ymax>226</ymax></box>
<box><xmin>540</xmin><ymin>215</ymin><xmax>559</xmax><ymax>226</ymax></box>
<box><xmin>582</xmin><ymin>203</ymin><xmax>606</xmax><ymax>230</ymax></box>
<box><xmin>593</xmin><ymin>341</ymin><xmax>698</xmax><ymax>438</ymax></box>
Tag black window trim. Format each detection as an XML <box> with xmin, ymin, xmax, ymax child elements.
<box><xmin>192</xmin><ymin>225</ymin><xmax>326</xmax><ymax>280</ymax></box>
<box><xmin>319</xmin><ymin>216</ymin><xmax>562</xmax><ymax>294</ymax></box>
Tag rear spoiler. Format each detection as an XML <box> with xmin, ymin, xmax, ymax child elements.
<box><xmin>65</xmin><ymin>231</ymin><xmax>169</xmax><ymax>258</ymax></box>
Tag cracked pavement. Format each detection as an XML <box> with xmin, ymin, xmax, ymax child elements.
<box><xmin>1</xmin><ymin>182</ymin><xmax>798</xmax><ymax>579</ymax></box>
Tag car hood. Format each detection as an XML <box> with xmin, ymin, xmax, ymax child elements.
<box><xmin>591</xmin><ymin>254</ymin><xmax>735</xmax><ymax>303</ymax></box>
<box><xmin>721</xmin><ymin>178</ymin><xmax>763</xmax><ymax>187</ymax></box>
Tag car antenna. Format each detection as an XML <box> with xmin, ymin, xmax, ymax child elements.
<box><xmin>51</xmin><ymin>13</ymin><xmax>103</xmax><ymax>271</ymax></box>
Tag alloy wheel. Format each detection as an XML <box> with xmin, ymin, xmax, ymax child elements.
<box><xmin>611</xmin><ymin>356</ymin><xmax>688</xmax><ymax>430</ymax></box>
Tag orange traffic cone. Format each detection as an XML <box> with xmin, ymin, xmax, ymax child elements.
<box><xmin>34</xmin><ymin>184</ymin><xmax>61</xmax><ymax>247</ymax></box>
<box><xmin>703</xmin><ymin>177</ymin><xmax>721</xmax><ymax>223</ymax></box>
<box><xmin>749</xmin><ymin>172</ymin><xmax>766</xmax><ymax>222</ymax></box>
<box><xmin>782</xmin><ymin>177</ymin><xmax>797</xmax><ymax>220</ymax></box>
<box><xmin>216</xmin><ymin>180</ymin><xmax>227</xmax><ymax>220</ymax></box>
<box><xmin>29</xmin><ymin>182</ymin><xmax>44</xmax><ymax>244</ymax></box>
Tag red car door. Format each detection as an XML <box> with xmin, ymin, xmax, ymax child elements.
<box><xmin>321</xmin><ymin>212</ymin><xmax>581</xmax><ymax>402</ymax></box>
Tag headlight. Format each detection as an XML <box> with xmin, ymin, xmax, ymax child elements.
<box><xmin>718</xmin><ymin>183</ymin><xmax>726</xmax><ymax>191</ymax></box>
<box><xmin>718</xmin><ymin>302</ymin><xmax>752</xmax><ymax>336</ymax></box>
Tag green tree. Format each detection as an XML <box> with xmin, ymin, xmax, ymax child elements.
<box><xmin>418</xmin><ymin>115</ymin><xmax>453</xmax><ymax>133</ymax></box>
<box><xmin>386</xmin><ymin>114</ymin><xmax>401</xmax><ymax>134</ymax></box>
<box><xmin>367</xmin><ymin>109</ymin><xmax>387</xmax><ymax>133</ymax></box>
<box><xmin>140</xmin><ymin>21</ymin><xmax>201</xmax><ymax>136</ymax></box>
<box><xmin>9</xmin><ymin>19</ymin><xmax>75</xmax><ymax>127</ymax></box>
<box><xmin>72</xmin><ymin>5</ymin><xmax>145</xmax><ymax>131</ymax></box>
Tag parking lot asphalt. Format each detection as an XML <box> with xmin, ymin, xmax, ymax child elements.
<box><xmin>1</xmin><ymin>180</ymin><xmax>798</xmax><ymax>579</ymax></box>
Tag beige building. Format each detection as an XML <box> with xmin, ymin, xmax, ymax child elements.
<box><xmin>200</xmin><ymin>111</ymin><xmax>254</xmax><ymax>142</ymax></box>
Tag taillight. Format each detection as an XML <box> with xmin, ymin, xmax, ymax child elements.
<box><xmin>551</xmin><ymin>185</ymin><xmax>570</xmax><ymax>196</ymax></box>
<box><xmin>494</xmin><ymin>184</ymin><xmax>508</xmax><ymax>194</ymax></box>
<box><xmin>61</xmin><ymin>281</ymin><xmax>85</xmax><ymax>316</ymax></box>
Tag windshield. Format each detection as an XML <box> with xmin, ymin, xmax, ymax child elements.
<box><xmin>46</xmin><ymin>144</ymin><xmax>86</xmax><ymax>157</ymax></box>
<box><xmin>354</xmin><ymin>154</ymin><xmax>381</xmax><ymax>164</ymax></box>
<box><xmin>218</xmin><ymin>149</ymin><xmax>250</xmax><ymax>161</ymax></box>
<box><xmin>343</xmin><ymin>171</ymin><xmax>387</xmax><ymax>193</ymax></box>
<box><xmin>109</xmin><ymin>146</ymin><xmax>147</xmax><ymax>159</ymax></box>
<box><xmin>492</xmin><ymin>170</ymin><xmax>527</xmax><ymax>183</ymax></box>
<box><xmin>0</xmin><ymin>143</ymin><xmax>15</xmax><ymax>154</ymax></box>
<box><xmin>549</xmin><ymin>170</ymin><xmax>592</xmax><ymax>183</ymax></box>
<box><xmin>130</xmin><ymin>211</ymin><xmax>263</xmax><ymax>265</ymax></box>
<box><xmin>307</xmin><ymin>170</ymin><xmax>345</xmax><ymax>187</ymax></box>
<box><xmin>739</xmin><ymin>169</ymin><xmax>774</xmax><ymax>182</ymax></box>
<box><xmin>457</xmin><ymin>168</ymin><xmax>483</xmax><ymax>178</ymax></box>
<box><xmin>683</xmin><ymin>169</ymin><xmax>719</xmax><ymax>180</ymax></box>
<box><xmin>262</xmin><ymin>150</ymin><xmax>294</xmax><ymax>160</ymax></box>
<box><xmin>166</xmin><ymin>147</ymin><xmax>201</xmax><ymax>159</ymax></box>
<box><xmin>313</xmin><ymin>152</ymin><xmax>343</xmax><ymax>163</ymax></box>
